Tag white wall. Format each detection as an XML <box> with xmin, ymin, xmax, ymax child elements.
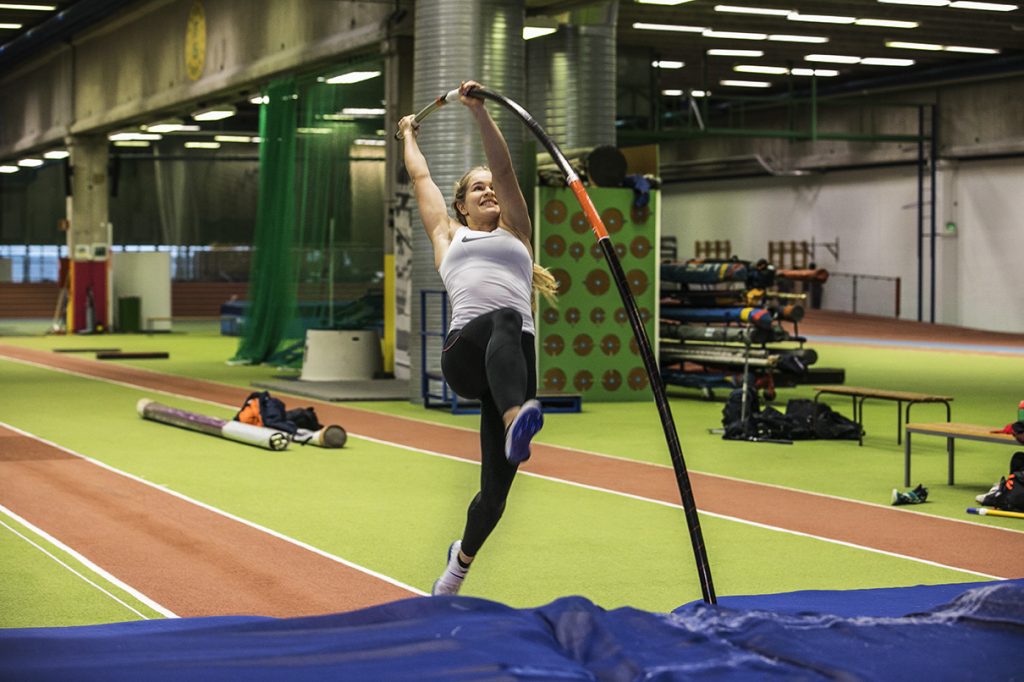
<box><xmin>661</xmin><ymin>158</ymin><xmax>1024</xmax><ymax>334</ymax></box>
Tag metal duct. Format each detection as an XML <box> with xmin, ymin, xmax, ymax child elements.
<box><xmin>408</xmin><ymin>0</ymin><xmax>525</xmax><ymax>402</ymax></box>
<box><xmin>526</xmin><ymin>2</ymin><xmax>617</xmax><ymax>151</ymax></box>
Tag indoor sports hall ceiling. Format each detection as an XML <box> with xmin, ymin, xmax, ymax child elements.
<box><xmin>529</xmin><ymin>0</ymin><xmax>1024</xmax><ymax>96</ymax></box>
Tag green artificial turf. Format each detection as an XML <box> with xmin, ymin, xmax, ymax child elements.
<box><xmin>1</xmin><ymin>325</ymin><xmax>1020</xmax><ymax>626</ymax></box>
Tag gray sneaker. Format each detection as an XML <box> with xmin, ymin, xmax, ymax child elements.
<box><xmin>431</xmin><ymin>540</ymin><xmax>467</xmax><ymax>596</ymax></box>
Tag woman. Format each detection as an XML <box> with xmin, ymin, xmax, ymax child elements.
<box><xmin>399</xmin><ymin>81</ymin><xmax>557</xmax><ymax>596</ymax></box>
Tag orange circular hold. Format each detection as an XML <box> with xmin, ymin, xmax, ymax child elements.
<box><xmin>590</xmin><ymin>307</ymin><xmax>606</xmax><ymax>325</ymax></box>
<box><xmin>542</xmin><ymin>307</ymin><xmax>559</xmax><ymax>325</ymax></box>
<box><xmin>601</xmin><ymin>369</ymin><xmax>623</xmax><ymax>391</ymax></box>
<box><xmin>590</xmin><ymin>242</ymin><xmax>603</xmax><ymax>260</ymax></box>
<box><xmin>568</xmin><ymin>242</ymin><xmax>586</xmax><ymax>261</ymax></box>
<box><xmin>551</xmin><ymin>268</ymin><xmax>571</xmax><ymax>295</ymax></box>
<box><xmin>600</xmin><ymin>334</ymin><xmax>621</xmax><ymax>356</ymax></box>
<box><xmin>627</xmin><ymin>269</ymin><xmax>648</xmax><ymax>295</ymax></box>
<box><xmin>631</xmin><ymin>204</ymin><xmax>650</xmax><ymax>225</ymax></box>
<box><xmin>614</xmin><ymin>307</ymin><xmax>628</xmax><ymax>324</ymax></box>
<box><xmin>544</xmin><ymin>234</ymin><xmax>566</xmax><ymax>259</ymax></box>
<box><xmin>571</xmin><ymin>211</ymin><xmax>590</xmax><ymax>234</ymax></box>
<box><xmin>615</xmin><ymin>242</ymin><xmax>627</xmax><ymax>259</ymax></box>
<box><xmin>585</xmin><ymin>269</ymin><xmax>610</xmax><ymax>296</ymax></box>
<box><xmin>544</xmin><ymin>199</ymin><xmax>568</xmax><ymax>224</ymax></box>
<box><xmin>601</xmin><ymin>207</ymin><xmax>624</xmax><ymax>234</ymax></box>
<box><xmin>628</xmin><ymin>367</ymin><xmax>648</xmax><ymax>390</ymax></box>
<box><xmin>630</xmin><ymin>236</ymin><xmax>652</xmax><ymax>259</ymax></box>
<box><xmin>573</xmin><ymin>370</ymin><xmax>594</xmax><ymax>392</ymax></box>
<box><xmin>543</xmin><ymin>368</ymin><xmax>567</xmax><ymax>391</ymax></box>
<box><xmin>543</xmin><ymin>334</ymin><xmax>565</xmax><ymax>356</ymax></box>
<box><xmin>565</xmin><ymin>307</ymin><xmax>581</xmax><ymax>325</ymax></box>
<box><xmin>573</xmin><ymin>333</ymin><xmax>594</xmax><ymax>356</ymax></box>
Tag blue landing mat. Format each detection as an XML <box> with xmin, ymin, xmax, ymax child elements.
<box><xmin>2</xmin><ymin>580</ymin><xmax>1022</xmax><ymax>681</ymax></box>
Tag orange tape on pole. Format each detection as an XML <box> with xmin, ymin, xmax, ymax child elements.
<box><xmin>568</xmin><ymin>179</ymin><xmax>609</xmax><ymax>241</ymax></box>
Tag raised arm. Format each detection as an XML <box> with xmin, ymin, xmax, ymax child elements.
<box><xmin>399</xmin><ymin>115</ymin><xmax>455</xmax><ymax>270</ymax></box>
<box><xmin>460</xmin><ymin>82</ymin><xmax>532</xmax><ymax>242</ymax></box>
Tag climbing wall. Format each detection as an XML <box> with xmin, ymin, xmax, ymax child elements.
<box><xmin>535</xmin><ymin>186</ymin><xmax>659</xmax><ymax>402</ymax></box>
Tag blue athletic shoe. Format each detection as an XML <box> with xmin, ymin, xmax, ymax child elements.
<box><xmin>504</xmin><ymin>399</ymin><xmax>543</xmax><ymax>464</ymax></box>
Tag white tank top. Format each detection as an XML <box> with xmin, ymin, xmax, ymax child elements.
<box><xmin>439</xmin><ymin>225</ymin><xmax>535</xmax><ymax>335</ymax></box>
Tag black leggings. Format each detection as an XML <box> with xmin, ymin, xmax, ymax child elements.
<box><xmin>441</xmin><ymin>307</ymin><xmax>536</xmax><ymax>557</ymax></box>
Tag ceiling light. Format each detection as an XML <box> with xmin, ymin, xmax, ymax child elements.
<box><xmin>860</xmin><ymin>57</ymin><xmax>916</xmax><ymax>66</ymax></box>
<box><xmin>788</xmin><ymin>13</ymin><xmax>857</xmax><ymax>24</ymax></box>
<box><xmin>886</xmin><ymin>40</ymin><xmax>943</xmax><ymax>50</ymax></box>
<box><xmin>735</xmin><ymin>64</ymin><xmax>789</xmax><ymax>74</ymax></box>
<box><xmin>854</xmin><ymin>18</ymin><xmax>920</xmax><ymax>27</ymax></box>
<box><xmin>702</xmin><ymin>29</ymin><xmax>768</xmax><ymax>40</ymax></box>
<box><xmin>143</xmin><ymin>119</ymin><xmax>200</xmax><ymax>133</ymax></box>
<box><xmin>632</xmin><ymin>22</ymin><xmax>706</xmax><ymax>32</ymax></box>
<box><xmin>769</xmin><ymin>34</ymin><xmax>829</xmax><ymax>43</ymax></box>
<box><xmin>17</xmin><ymin>158</ymin><xmax>43</xmax><ymax>167</ymax></box>
<box><xmin>691</xmin><ymin>89</ymin><xmax>710</xmax><ymax>97</ymax></box>
<box><xmin>191</xmin><ymin>104</ymin><xmax>236</xmax><ymax>121</ymax></box>
<box><xmin>707</xmin><ymin>48</ymin><xmax>765</xmax><ymax>57</ymax></box>
<box><xmin>652</xmin><ymin>60</ymin><xmax>685</xmax><ymax>69</ymax></box>
<box><xmin>354</xmin><ymin>139</ymin><xmax>386</xmax><ymax>146</ymax></box>
<box><xmin>790</xmin><ymin>68</ymin><xmax>840</xmax><ymax>76</ymax></box>
<box><xmin>0</xmin><ymin>23</ymin><xmax>23</xmax><ymax>29</ymax></box>
<box><xmin>0</xmin><ymin>3</ymin><xmax>57</xmax><ymax>9</ymax></box>
<box><xmin>714</xmin><ymin>4</ymin><xmax>790</xmax><ymax>15</ymax></box>
<box><xmin>878</xmin><ymin>0</ymin><xmax>949</xmax><ymax>5</ymax></box>
<box><xmin>184</xmin><ymin>141</ymin><xmax>221</xmax><ymax>149</ymax></box>
<box><xmin>0</xmin><ymin>165</ymin><xmax>20</xmax><ymax>173</ymax></box>
<box><xmin>325</xmin><ymin>70</ymin><xmax>381</xmax><ymax>84</ymax></box>
<box><xmin>949</xmin><ymin>1</ymin><xmax>1017</xmax><ymax>9</ymax></box>
<box><xmin>661</xmin><ymin>89</ymin><xmax>684</xmax><ymax>96</ymax></box>
<box><xmin>805</xmin><ymin>54</ymin><xmax>862</xmax><ymax>63</ymax></box>
<box><xmin>339</xmin><ymin>107</ymin><xmax>386</xmax><ymax>116</ymax></box>
<box><xmin>523</xmin><ymin>26</ymin><xmax>556</xmax><ymax>39</ymax></box>
<box><xmin>213</xmin><ymin>135</ymin><xmax>253</xmax><ymax>143</ymax></box>
<box><xmin>112</xmin><ymin>141</ymin><xmax>151</xmax><ymax>148</ymax></box>
<box><xmin>944</xmin><ymin>45</ymin><xmax>1000</xmax><ymax>53</ymax></box>
<box><xmin>249</xmin><ymin>95</ymin><xmax>268</xmax><ymax>105</ymax></box>
<box><xmin>43</xmin><ymin>150</ymin><xmax>69</xmax><ymax>159</ymax></box>
<box><xmin>297</xmin><ymin>127</ymin><xmax>332</xmax><ymax>135</ymax></box>
<box><xmin>108</xmin><ymin>132</ymin><xmax>162</xmax><ymax>141</ymax></box>
<box><xmin>637</xmin><ymin>0</ymin><xmax>696</xmax><ymax>4</ymax></box>
<box><xmin>720</xmin><ymin>79</ymin><xmax>773</xmax><ymax>88</ymax></box>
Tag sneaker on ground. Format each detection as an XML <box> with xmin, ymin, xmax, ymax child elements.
<box><xmin>431</xmin><ymin>540</ymin><xmax>468</xmax><ymax>596</ymax></box>
<box><xmin>505</xmin><ymin>399</ymin><xmax>543</xmax><ymax>464</ymax></box>
<box><xmin>976</xmin><ymin>480</ymin><xmax>1002</xmax><ymax>505</ymax></box>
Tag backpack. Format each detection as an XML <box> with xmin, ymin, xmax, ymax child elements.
<box><xmin>235</xmin><ymin>391</ymin><xmax>298</xmax><ymax>434</ymax></box>
<box><xmin>786</xmin><ymin>399</ymin><xmax>862</xmax><ymax>441</ymax></box>
<box><xmin>983</xmin><ymin>452</ymin><xmax>1024</xmax><ymax>512</ymax></box>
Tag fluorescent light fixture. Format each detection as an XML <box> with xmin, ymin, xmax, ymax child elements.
<box><xmin>661</xmin><ymin>89</ymin><xmax>684</xmax><ymax>96</ymax></box>
<box><xmin>652</xmin><ymin>60</ymin><xmax>685</xmax><ymax>69</ymax></box>
<box><xmin>325</xmin><ymin>70</ymin><xmax>380</xmax><ymax>84</ymax></box>
<box><xmin>788</xmin><ymin>13</ymin><xmax>856</xmax><ymax>24</ymax></box>
<box><xmin>637</xmin><ymin>0</ymin><xmax>695</xmax><ymax>4</ymax></box>
<box><xmin>714</xmin><ymin>4</ymin><xmax>790</xmax><ymax>15</ymax></box>
<box><xmin>17</xmin><ymin>158</ymin><xmax>43</xmax><ymax>167</ymax></box>
<box><xmin>251</xmin><ymin>137</ymin><xmax>262</xmax><ymax>143</ymax></box>
<box><xmin>191</xmin><ymin>104</ymin><xmax>236</xmax><ymax>121</ymax></box>
<box><xmin>184</xmin><ymin>141</ymin><xmax>221</xmax><ymax>149</ymax></box>
<box><xmin>44</xmin><ymin>150</ymin><xmax>69</xmax><ymax>159</ymax></box>
<box><xmin>944</xmin><ymin>44</ymin><xmax>1000</xmax><ymax>53</ymax></box>
<box><xmin>790</xmin><ymin>68</ymin><xmax>840</xmax><ymax>76</ymax></box>
<box><xmin>108</xmin><ymin>132</ymin><xmax>162</xmax><ymax>141</ymax></box>
<box><xmin>707</xmin><ymin>48</ymin><xmax>764</xmax><ymax>57</ymax></box>
<box><xmin>0</xmin><ymin>3</ymin><xmax>57</xmax><ymax>9</ymax></box>
<box><xmin>523</xmin><ymin>26</ymin><xmax>556</xmax><ymax>39</ymax></box>
<box><xmin>112</xmin><ymin>141</ymin><xmax>151</xmax><ymax>148</ymax></box>
<box><xmin>720</xmin><ymin>79</ymin><xmax>773</xmax><ymax>88</ymax></box>
<box><xmin>878</xmin><ymin>0</ymin><xmax>948</xmax><ymax>5</ymax></box>
<box><xmin>860</xmin><ymin>57</ymin><xmax>916</xmax><ymax>66</ymax></box>
<box><xmin>949</xmin><ymin>1</ymin><xmax>1017</xmax><ymax>9</ymax></box>
<box><xmin>805</xmin><ymin>53</ymin><xmax>862</xmax><ymax>63</ymax></box>
<box><xmin>340</xmin><ymin>107</ymin><xmax>386</xmax><ymax>116</ymax></box>
<box><xmin>213</xmin><ymin>135</ymin><xmax>254</xmax><ymax>143</ymax></box>
<box><xmin>0</xmin><ymin>23</ymin><xmax>23</xmax><ymax>29</ymax></box>
<box><xmin>703</xmin><ymin>29</ymin><xmax>768</xmax><ymax>40</ymax></box>
<box><xmin>886</xmin><ymin>40</ymin><xmax>943</xmax><ymax>50</ymax></box>
<box><xmin>691</xmin><ymin>89</ymin><xmax>710</xmax><ymax>97</ymax></box>
<box><xmin>297</xmin><ymin>127</ymin><xmax>332</xmax><ymax>135</ymax></box>
<box><xmin>735</xmin><ymin>64</ymin><xmax>789</xmax><ymax>74</ymax></box>
<box><xmin>632</xmin><ymin>22</ymin><xmax>706</xmax><ymax>32</ymax></box>
<box><xmin>0</xmin><ymin>165</ymin><xmax>19</xmax><ymax>173</ymax></box>
<box><xmin>249</xmin><ymin>95</ymin><xmax>268</xmax><ymax>105</ymax></box>
<box><xmin>854</xmin><ymin>18</ymin><xmax>920</xmax><ymax>27</ymax></box>
<box><xmin>354</xmin><ymin>138</ymin><xmax>386</xmax><ymax>146</ymax></box>
<box><xmin>769</xmin><ymin>34</ymin><xmax>829</xmax><ymax>43</ymax></box>
<box><xmin>143</xmin><ymin>119</ymin><xmax>200</xmax><ymax>133</ymax></box>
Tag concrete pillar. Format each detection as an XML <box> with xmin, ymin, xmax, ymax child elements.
<box><xmin>66</xmin><ymin>134</ymin><xmax>111</xmax><ymax>332</ymax></box>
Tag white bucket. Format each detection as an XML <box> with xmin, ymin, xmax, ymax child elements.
<box><xmin>300</xmin><ymin>329</ymin><xmax>382</xmax><ymax>382</ymax></box>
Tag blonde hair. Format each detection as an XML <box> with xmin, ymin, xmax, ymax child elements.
<box><xmin>452</xmin><ymin>165</ymin><xmax>559</xmax><ymax>308</ymax></box>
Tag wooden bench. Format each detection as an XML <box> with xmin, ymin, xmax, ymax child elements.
<box><xmin>903</xmin><ymin>422</ymin><xmax>1020</xmax><ymax>486</ymax></box>
<box><xmin>813</xmin><ymin>386</ymin><xmax>952</xmax><ymax>446</ymax></box>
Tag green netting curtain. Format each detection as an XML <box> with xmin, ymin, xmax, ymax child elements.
<box><xmin>232</xmin><ymin>64</ymin><xmax>385</xmax><ymax>366</ymax></box>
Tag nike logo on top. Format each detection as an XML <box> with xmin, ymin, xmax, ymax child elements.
<box><xmin>462</xmin><ymin>234</ymin><xmax>501</xmax><ymax>242</ymax></box>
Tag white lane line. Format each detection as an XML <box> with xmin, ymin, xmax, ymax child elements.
<box><xmin>1</xmin><ymin>354</ymin><xmax>1011</xmax><ymax>578</ymax></box>
<box><xmin>354</xmin><ymin>433</ymin><xmax>1006</xmax><ymax>581</ymax></box>
<box><xmin>0</xmin><ymin>504</ymin><xmax>176</xmax><ymax>619</ymax></box>
<box><xmin>0</xmin><ymin>420</ymin><xmax>426</xmax><ymax>597</ymax></box>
